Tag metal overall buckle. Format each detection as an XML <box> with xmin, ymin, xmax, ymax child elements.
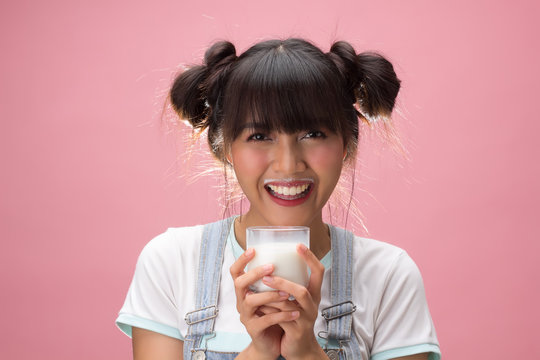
<box><xmin>321</xmin><ymin>300</ymin><xmax>356</xmax><ymax>321</ymax></box>
<box><xmin>184</xmin><ymin>305</ymin><xmax>219</xmax><ymax>325</ymax></box>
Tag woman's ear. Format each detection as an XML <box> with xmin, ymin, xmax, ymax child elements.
<box><xmin>225</xmin><ymin>152</ymin><xmax>234</xmax><ymax>166</ymax></box>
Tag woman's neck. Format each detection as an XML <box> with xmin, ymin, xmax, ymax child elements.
<box><xmin>233</xmin><ymin>212</ymin><xmax>331</xmax><ymax>260</ymax></box>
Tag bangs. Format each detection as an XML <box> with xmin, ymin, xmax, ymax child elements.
<box><xmin>221</xmin><ymin>42</ymin><xmax>350</xmax><ymax>140</ymax></box>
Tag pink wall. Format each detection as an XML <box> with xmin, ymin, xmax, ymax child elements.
<box><xmin>1</xmin><ymin>0</ymin><xmax>539</xmax><ymax>358</ymax></box>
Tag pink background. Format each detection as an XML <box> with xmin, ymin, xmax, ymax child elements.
<box><xmin>1</xmin><ymin>0</ymin><xmax>539</xmax><ymax>358</ymax></box>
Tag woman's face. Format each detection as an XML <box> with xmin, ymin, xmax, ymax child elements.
<box><xmin>229</xmin><ymin>123</ymin><xmax>346</xmax><ymax>227</ymax></box>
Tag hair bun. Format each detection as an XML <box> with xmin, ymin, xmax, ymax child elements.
<box><xmin>357</xmin><ymin>52</ymin><xmax>401</xmax><ymax>121</ymax></box>
<box><xmin>169</xmin><ymin>41</ymin><xmax>237</xmax><ymax>130</ymax></box>
<box><xmin>204</xmin><ymin>41</ymin><xmax>237</xmax><ymax>71</ymax></box>
<box><xmin>170</xmin><ymin>64</ymin><xmax>207</xmax><ymax>129</ymax></box>
<box><xmin>328</xmin><ymin>41</ymin><xmax>360</xmax><ymax>103</ymax></box>
<box><xmin>328</xmin><ymin>41</ymin><xmax>401</xmax><ymax>122</ymax></box>
<box><xmin>203</xmin><ymin>41</ymin><xmax>237</xmax><ymax>109</ymax></box>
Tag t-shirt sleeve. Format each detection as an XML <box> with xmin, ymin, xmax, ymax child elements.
<box><xmin>370</xmin><ymin>252</ymin><xmax>441</xmax><ymax>360</ymax></box>
<box><xmin>115</xmin><ymin>230</ymin><xmax>184</xmax><ymax>340</ymax></box>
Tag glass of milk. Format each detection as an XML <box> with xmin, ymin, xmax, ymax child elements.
<box><xmin>246</xmin><ymin>226</ymin><xmax>310</xmax><ymax>292</ymax></box>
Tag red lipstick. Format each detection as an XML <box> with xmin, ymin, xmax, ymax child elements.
<box><xmin>264</xmin><ymin>180</ymin><xmax>314</xmax><ymax>207</ymax></box>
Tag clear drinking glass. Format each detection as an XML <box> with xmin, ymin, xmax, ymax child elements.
<box><xmin>246</xmin><ymin>226</ymin><xmax>310</xmax><ymax>292</ymax></box>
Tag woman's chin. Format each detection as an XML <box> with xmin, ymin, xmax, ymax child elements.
<box><xmin>259</xmin><ymin>211</ymin><xmax>317</xmax><ymax>227</ymax></box>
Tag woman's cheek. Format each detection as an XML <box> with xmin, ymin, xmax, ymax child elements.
<box><xmin>232</xmin><ymin>147</ymin><xmax>269</xmax><ymax>179</ymax></box>
<box><xmin>306</xmin><ymin>142</ymin><xmax>344</xmax><ymax>171</ymax></box>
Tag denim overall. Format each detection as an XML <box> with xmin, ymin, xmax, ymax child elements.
<box><xmin>183</xmin><ymin>217</ymin><xmax>362</xmax><ymax>360</ymax></box>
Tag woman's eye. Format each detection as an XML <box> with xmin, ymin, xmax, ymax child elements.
<box><xmin>247</xmin><ymin>133</ymin><xmax>270</xmax><ymax>141</ymax></box>
<box><xmin>302</xmin><ymin>130</ymin><xmax>327</xmax><ymax>139</ymax></box>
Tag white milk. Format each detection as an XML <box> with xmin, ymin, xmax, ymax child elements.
<box><xmin>248</xmin><ymin>242</ymin><xmax>309</xmax><ymax>292</ymax></box>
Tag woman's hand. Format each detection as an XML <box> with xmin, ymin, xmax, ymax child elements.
<box><xmin>261</xmin><ymin>243</ymin><xmax>327</xmax><ymax>360</ymax></box>
<box><xmin>230</xmin><ymin>248</ymin><xmax>297</xmax><ymax>360</ymax></box>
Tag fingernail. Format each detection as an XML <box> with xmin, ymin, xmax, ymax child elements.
<box><xmin>297</xmin><ymin>243</ymin><xmax>307</xmax><ymax>253</ymax></box>
<box><xmin>278</xmin><ymin>291</ymin><xmax>288</xmax><ymax>298</ymax></box>
<box><xmin>291</xmin><ymin>311</ymin><xmax>300</xmax><ymax>318</ymax></box>
<box><xmin>245</xmin><ymin>248</ymin><xmax>254</xmax><ymax>257</ymax></box>
<box><xmin>263</xmin><ymin>264</ymin><xmax>273</xmax><ymax>272</ymax></box>
<box><xmin>263</xmin><ymin>276</ymin><xmax>273</xmax><ymax>283</ymax></box>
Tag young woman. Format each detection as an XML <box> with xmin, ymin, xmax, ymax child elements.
<box><xmin>116</xmin><ymin>38</ymin><xmax>441</xmax><ymax>360</ymax></box>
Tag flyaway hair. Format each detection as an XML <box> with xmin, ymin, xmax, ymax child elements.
<box><xmin>169</xmin><ymin>38</ymin><xmax>400</xmax><ymax>162</ymax></box>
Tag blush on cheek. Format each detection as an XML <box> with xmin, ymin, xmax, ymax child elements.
<box><xmin>232</xmin><ymin>148</ymin><xmax>269</xmax><ymax>182</ymax></box>
<box><xmin>306</xmin><ymin>144</ymin><xmax>344</xmax><ymax>170</ymax></box>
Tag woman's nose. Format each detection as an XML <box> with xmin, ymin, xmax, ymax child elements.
<box><xmin>271</xmin><ymin>136</ymin><xmax>307</xmax><ymax>174</ymax></box>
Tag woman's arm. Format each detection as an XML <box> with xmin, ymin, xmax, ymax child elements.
<box><xmin>393</xmin><ymin>353</ymin><xmax>428</xmax><ymax>360</ymax></box>
<box><xmin>132</xmin><ymin>327</ymin><xmax>183</xmax><ymax>360</ymax></box>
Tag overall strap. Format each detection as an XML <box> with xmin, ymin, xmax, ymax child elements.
<box><xmin>321</xmin><ymin>226</ymin><xmax>362</xmax><ymax>360</ymax></box>
<box><xmin>183</xmin><ymin>217</ymin><xmax>235</xmax><ymax>360</ymax></box>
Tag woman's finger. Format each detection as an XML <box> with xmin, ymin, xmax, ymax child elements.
<box><xmin>244</xmin><ymin>290</ymin><xmax>289</xmax><ymax>309</ymax></box>
<box><xmin>261</xmin><ymin>276</ymin><xmax>315</xmax><ymax>313</ymax></box>
<box><xmin>262</xmin><ymin>300</ymin><xmax>299</xmax><ymax>313</ymax></box>
<box><xmin>229</xmin><ymin>248</ymin><xmax>255</xmax><ymax>279</ymax></box>
<box><xmin>277</xmin><ymin>316</ymin><xmax>299</xmax><ymax>333</ymax></box>
<box><xmin>256</xmin><ymin>305</ymin><xmax>282</xmax><ymax>316</ymax></box>
<box><xmin>249</xmin><ymin>309</ymin><xmax>300</xmax><ymax>329</ymax></box>
<box><xmin>297</xmin><ymin>243</ymin><xmax>325</xmax><ymax>302</ymax></box>
<box><xmin>234</xmin><ymin>263</ymin><xmax>275</xmax><ymax>294</ymax></box>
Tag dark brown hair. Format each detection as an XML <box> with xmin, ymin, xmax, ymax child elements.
<box><xmin>170</xmin><ymin>38</ymin><xmax>400</xmax><ymax>163</ymax></box>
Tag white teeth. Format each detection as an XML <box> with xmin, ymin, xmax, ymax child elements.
<box><xmin>267</xmin><ymin>184</ymin><xmax>310</xmax><ymax>196</ymax></box>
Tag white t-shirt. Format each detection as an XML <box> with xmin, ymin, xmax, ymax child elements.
<box><xmin>116</xmin><ymin>221</ymin><xmax>441</xmax><ymax>360</ymax></box>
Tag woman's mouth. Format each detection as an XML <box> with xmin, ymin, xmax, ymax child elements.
<box><xmin>264</xmin><ymin>180</ymin><xmax>314</xmax><ymax>206</ymax></box>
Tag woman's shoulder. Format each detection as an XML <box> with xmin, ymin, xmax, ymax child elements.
<box><xmin>138</xmin><ymin>223</ymin><xmax>205</xmax><ymax>264</ymax></box>
<box><xmin>353</xmin><ymin>235</ymin><xmax>405</xmax><ymax>259</ymax></box>
<box><xmin>136</xmin><ymin>218</ymin><xmax>235</xmax><ymax>270</ymax></box>
<box><xmin>345</xmin><ymin>231</ymin><xmax>419</xmax><ymax>278</ymax></box>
